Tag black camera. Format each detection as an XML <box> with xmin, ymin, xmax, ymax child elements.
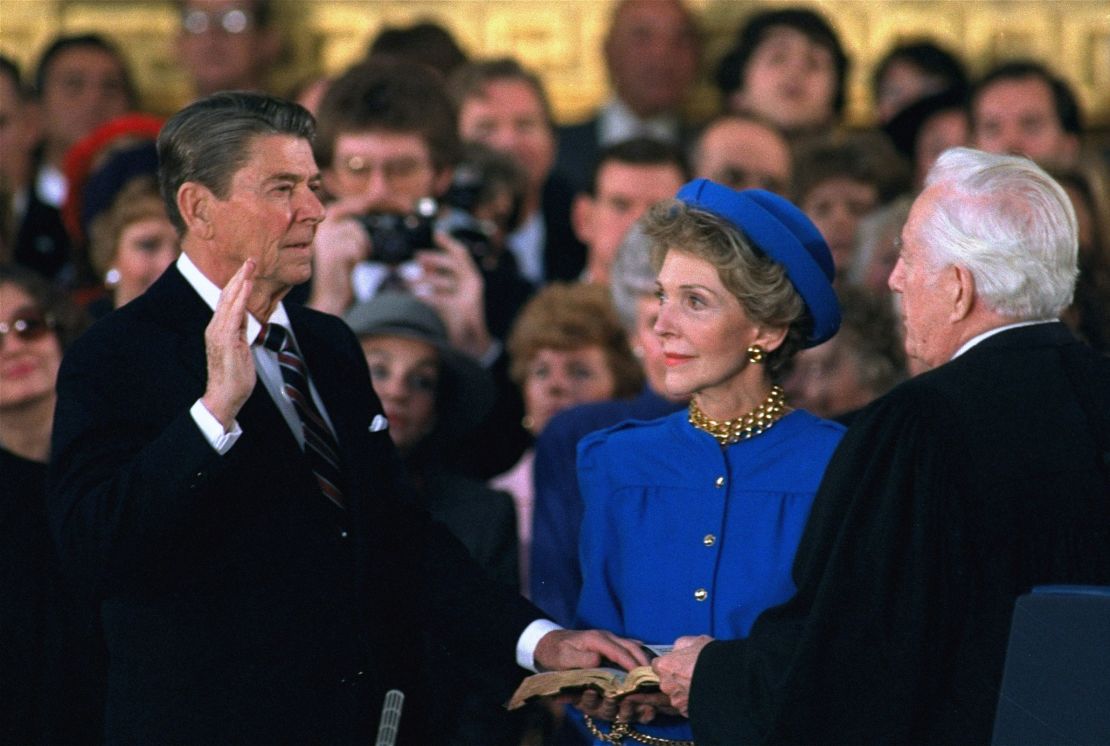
<box><xmin>439</xmin><ymin>163</ymin><xmax>504</xmax><ymax>263</ymax></box>
<box><xmin>355</xmin><ymin>197</ymin><xmax>437</xmax><ymax>265</ymax></box>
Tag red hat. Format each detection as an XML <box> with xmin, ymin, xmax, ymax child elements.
<box><xmin>61</xmin><ymin>112</ymin><xmax>164</xmax><ymax>246</ymax></box>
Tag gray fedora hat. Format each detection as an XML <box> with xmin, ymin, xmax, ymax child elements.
<box><xmin>344</xmin><ymin>292</ymin><xmax>496</xmax><ymax>438</ymax></box>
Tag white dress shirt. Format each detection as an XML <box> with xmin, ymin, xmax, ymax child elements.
<box><xmin>597</xmin><ymin>97</ymin><xmax>682</xmax><ymax>147</ymax></box>
<box><xmin>951</xmin><ymin>319</ymin><xmax>1057</xmax><ymax>361</ymax></box>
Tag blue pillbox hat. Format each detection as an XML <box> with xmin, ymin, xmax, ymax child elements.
<box><xmin>675</xmin><ymin>178</ymin><xmax>841</xmax><ymax>346</ymax></box>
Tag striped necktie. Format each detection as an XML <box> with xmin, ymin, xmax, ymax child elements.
<box><xmin>259</xmin><ymin>323</ymin><xmax>345</xmax><ymax>509</ymax></box>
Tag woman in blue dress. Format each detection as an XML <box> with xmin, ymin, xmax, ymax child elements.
<box><xmin>572</xmin><ymin>179</ymin><xmax>846</xmax><ymax>744</ymax></box>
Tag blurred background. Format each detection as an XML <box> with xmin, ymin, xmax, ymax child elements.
<box><xmin>2</xmin><ymin>0</ymin><xmax>1107</xmax><ymax>134</ymax></box>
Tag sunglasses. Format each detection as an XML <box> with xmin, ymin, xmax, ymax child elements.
<box><xmin>0</xmin><ymin>308</ymin><xmax>56</xmax><ymax>345</ymax></box>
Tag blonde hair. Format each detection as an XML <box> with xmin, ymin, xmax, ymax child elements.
<box><xmin>88</xmin><ymin>175</ymin><xmax>167</xmax><ymax>279</ymax></box>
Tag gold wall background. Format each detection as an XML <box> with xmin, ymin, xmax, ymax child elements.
<box><xmin>1</xmin><ymin>0</ymin><xmax>1108</xmax><ymax>129</ymax></box>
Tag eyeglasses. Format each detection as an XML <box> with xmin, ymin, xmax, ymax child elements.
<box><xmin>182</xmin><ymin>8</ymin><xmax>254</xmax><ymax>35</ymax></box>
<box><xmin>339</xmin><ymin>155</ymin><xmax>432</xmax><ymax>186</ymax></box>
<box><xmin>0</xmin><ymin>310</ymin><xmax>56</xmax><ymax>346</ymax></box>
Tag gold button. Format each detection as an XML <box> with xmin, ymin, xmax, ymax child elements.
<box><xmin>703</xmin><ymin>534</ymin><xmax>716</xmax><ymax>547</ymax></box>
<box><xmin>714</xmin><ymin>476</ymin><xmax>725</xmax><ymax>488</ymax></box>
<box><xmin>694</xmin><ymin>588</ymin><xmax>708</xmax><ymax>601</ymax></box>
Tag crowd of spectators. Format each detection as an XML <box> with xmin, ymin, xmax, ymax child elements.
<box><xmin>2</xmin><ymin>1</ymin><xmax>1109</xmax><ymax>744</ymax></box>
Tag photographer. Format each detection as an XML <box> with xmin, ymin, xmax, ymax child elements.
<box><xmin>311</xmin><ymin>58</ymin><xmax>533</xmax><ymax>477</ymax></box>
<box><xmin>310</xmin><ymin>58</ymin><xmax>530</xmax><ymax>360</ymax></box>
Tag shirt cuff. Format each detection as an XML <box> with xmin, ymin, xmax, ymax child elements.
<box><xmin>190</xmin><ymin>399</ymin><xmax>242</xmax><ymax>455</ymax></box>
<box><xmin>516</xmin><ymin>618</ymin><xmax>563</xmax><ymax>672</ymax></box>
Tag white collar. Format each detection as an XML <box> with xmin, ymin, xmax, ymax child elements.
<box><xmin>950</xmin><ymin>319</ymin><xmax>1057</xmax><ymax>360</ymax></box>
<box><xmin>598</xmin><ymin>97</ymin><xmax>681</xmax><ymax>146</ymax></box>
<box><xmin>176</xmin><ymin>253</ymin><xmax>290</xmax><ymax>345</ymax></box>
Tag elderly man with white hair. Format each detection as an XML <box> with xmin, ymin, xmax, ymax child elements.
<box><xmin>648</xmin><ymin>147</ymin><xmax>1110</xmax><ymax>744</ymax></box>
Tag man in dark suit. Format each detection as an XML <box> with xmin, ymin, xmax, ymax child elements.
<box><xmin>649</xmin><ymin>147</ymin><xmax>1110</xmax><ymax>743</ymax></box>
<box><xmin>451</xmin><ymin>57</ymin><xmax>589</xmax><ymax>287</ymax></box>
<box><xmin>47</xmin><ymin>92</ymin><xmax>647</xmax><ymax>745</ymax></box>
<box><xmin>555</xmin><ymin>0</ymin><xmax>701</xmax><ymax>194</ymax></box>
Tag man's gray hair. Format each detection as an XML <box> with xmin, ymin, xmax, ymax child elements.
<box><xmin>158</xmin><ymin>91</ymin><xmax>315</xmax><ymax>235</ymax></box>
<box><xmin>920</xmin><ymin>147</ymin><xmax>1078</xmax><ymax>319</ymax></box>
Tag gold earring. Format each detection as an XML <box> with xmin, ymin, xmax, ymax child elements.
<box><xmin>746</xmin><ymin>344</ymin><xmax>765</xmax><ymax>364</ymax></box>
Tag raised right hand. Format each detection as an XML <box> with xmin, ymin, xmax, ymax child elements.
<box><xmin>201</xmin><ymin>259</ymin><xmax>257</xmax><ymax>429</ymax></box>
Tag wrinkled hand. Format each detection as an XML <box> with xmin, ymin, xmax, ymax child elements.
<box><xmin>534</xmin><ymin>629</ymin><xmax>650</xmax><ymax>673</ymax></box>
<box><xmin>411</xmin><ymin>232</ymin><xmax>492</xmax><ymax>360</ymax></box>
<box><xmin>651</xmin><ymin>635</ymin><xmax>713</xmax><ymax>717</ymax></box>
<box><xmin>307</xmin><ymin>194</ymin><xmax>370</xmax><ymax>316</ymax></box>
<box><xmin>202</xmin><ymin>260</ymin><xmax>257</xmax><ymax>429</ymax></box>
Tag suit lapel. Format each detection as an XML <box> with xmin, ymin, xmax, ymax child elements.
<box><xmin>144</xmin><ymin>266</ymin><xmax>211</xmax><ymax>386</ymax></box>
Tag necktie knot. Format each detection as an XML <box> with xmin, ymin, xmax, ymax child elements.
<box><xmin>259</xmin><ymin>323</ymin><xmax>288</xmax><ymax>353</ymax></box>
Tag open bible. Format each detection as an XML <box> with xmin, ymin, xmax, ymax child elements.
<box><xmin>506</xmin><ymin>666</ymin><xmax>660</xmax><ymax>710</ymax></box>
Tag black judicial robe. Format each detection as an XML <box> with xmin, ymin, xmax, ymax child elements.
<box><xmin>689</xmin><ymin>322</ymin><xmax>1110</xmax><ymax>745</ymax></box>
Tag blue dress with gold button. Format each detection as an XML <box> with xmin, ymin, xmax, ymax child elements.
<box><xmin>573</xmin><ymin>408</ymin><xmax>845</xmax><ymax>744</ymax></box>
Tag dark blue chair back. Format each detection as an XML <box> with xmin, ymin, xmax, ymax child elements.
<box><xmin>992</xmin><ymin>585</ymin><xmax>1110</xmax><ymax>745</ymax></box>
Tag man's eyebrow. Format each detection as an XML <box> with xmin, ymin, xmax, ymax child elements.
<box><xmin>265</xmin><ymin>171</ymin><xmax>319</xmax><ymax>184</ymax></box>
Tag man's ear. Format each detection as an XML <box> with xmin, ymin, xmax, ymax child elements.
<box><xmin>949</xmin><ymin>264</ymin><xmax>976</xmax><ymax>322</ymax></box>
<box><xmin>177</xmin><ymin>182</ymin><xmax>215</xmax><ymax>240</ymax></box>
<box><xmin>571</xmin><ymin>193</ymin><xmax>595</xmax><ymax>245</ymax></box>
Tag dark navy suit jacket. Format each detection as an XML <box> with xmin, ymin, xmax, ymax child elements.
<box><xmin>48</xmin><ymin>266</ymin><xmax>540</xmax><ymax>745</ymax></box>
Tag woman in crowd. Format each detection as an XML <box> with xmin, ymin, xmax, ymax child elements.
<box><xmin>343</xmin><ymin>291</ymin><xmax>523</xmax><ymax>746</ymax></box>
<box><xmin>81</xmin><ymin>145</ymin><xmax>179</xmax><ymax>317</ymax></box>
<box><xmin>784</xmin><ymin>284</ymin><xmax>907</xmax><ymax>422</ymax></box>
<box><xmin>0</xmin><ymin>264</ymin><xmax>96</xmax><ymax>744</ymax></box>
<box><xmin>492</xmin><ymin>281</ymin><xmax>642</xmax><ymax>596</ymax></box>
<box><xmin>343</xmin><ymin>291</ymin><xmax>517</xmax><ymax>588</ymax></box>
<box><xmin>572</xmin><ymin>181</ymin><xmax>846</xmax><ymax>744</ymax></box>
<box><xmin>871</xmin><ymin>40</ymin><xmax>968</xmax><ymax>125</ymax></box>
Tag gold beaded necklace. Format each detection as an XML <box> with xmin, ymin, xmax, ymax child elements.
<box><xmin>688</xmin><ymin>385</ymin><xmax>788</xmax><ymax>446</ymax></box>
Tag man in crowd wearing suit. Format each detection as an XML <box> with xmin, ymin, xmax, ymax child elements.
<box><xmin>47</xmin><ymin>92</ymin><xmax>646</xmax><ymax>745</ymax></box>
<box><xmin>651</xmin><ymin>147</ymin><xmax>1110</xmax><ymax>743</ymax></box>
<box><xmin>451</xmin><ymin>58</ymin><xmax>588</xmax><ymax>287</ymax></box>
<box><xmin>555</xmin><ymin>0</ymin><xmax>700</xmax><ymax>193</ymax></box>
